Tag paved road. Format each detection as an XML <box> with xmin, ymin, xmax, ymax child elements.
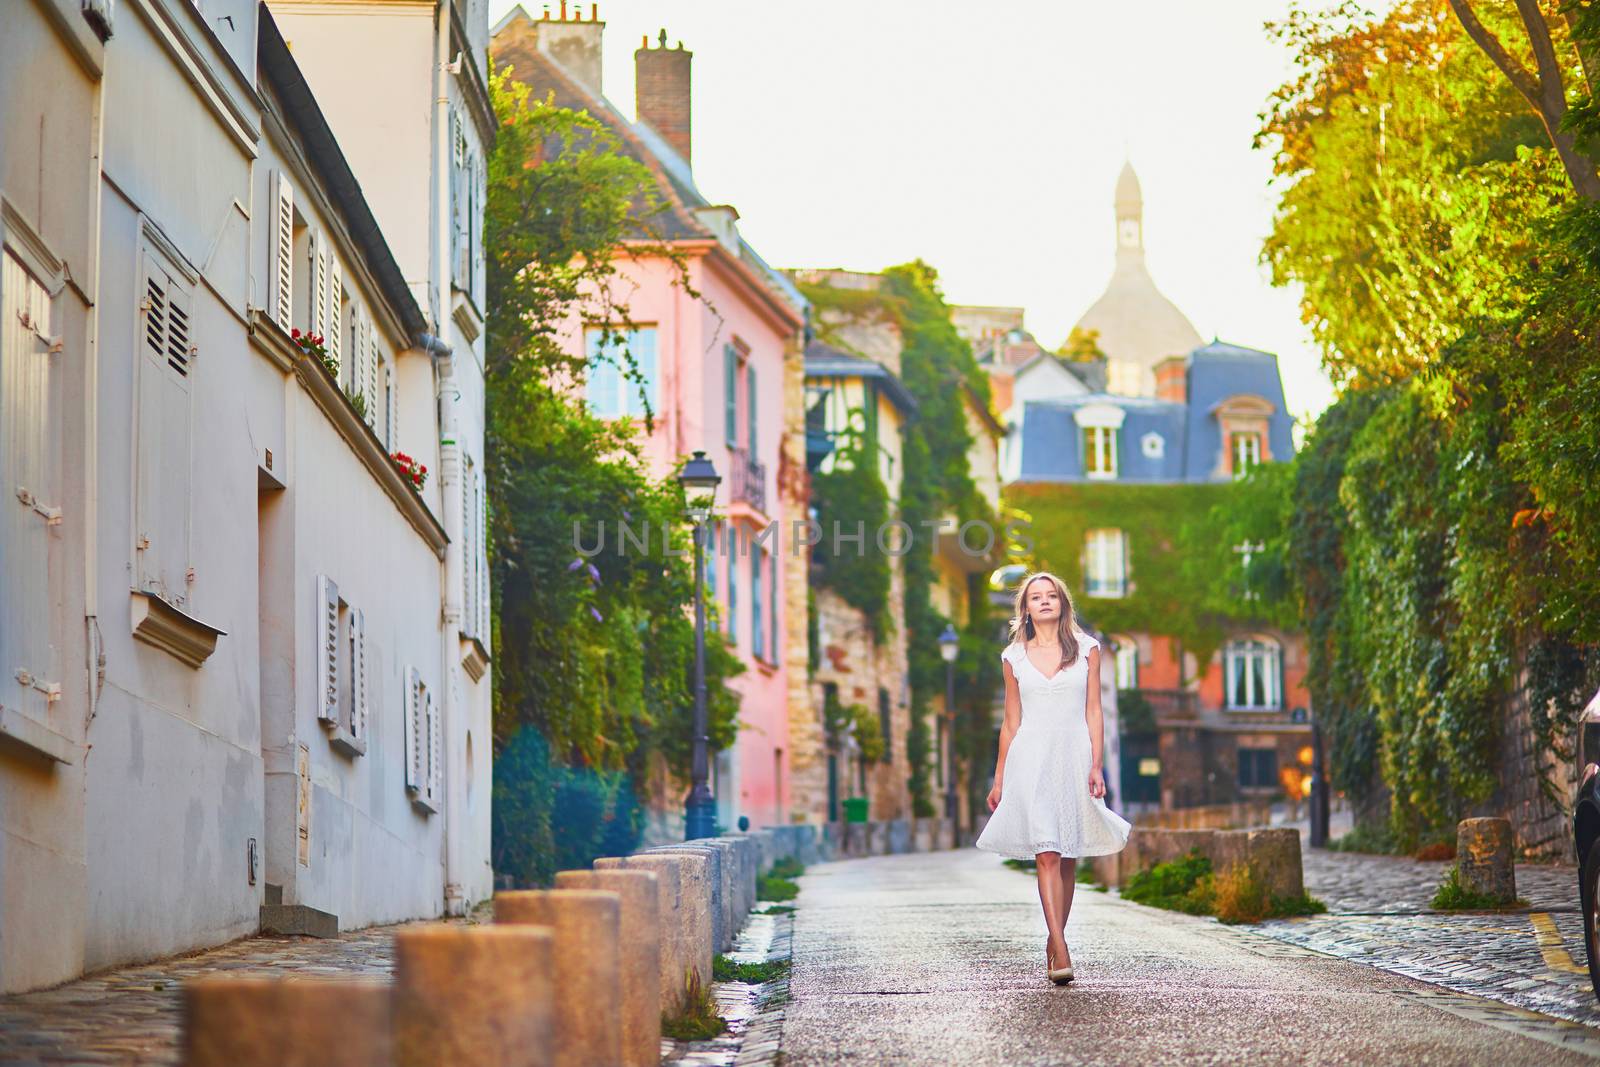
<box><xmin>782</xmin><ymin>849</ymin><xmax>1600</xmax><ymax>1066</ymax></box>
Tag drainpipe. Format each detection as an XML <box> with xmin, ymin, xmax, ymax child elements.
<box><xmin>430</xmin><ymin>2</ymin><xmax>468</xmax><ymax>918</ymax></box>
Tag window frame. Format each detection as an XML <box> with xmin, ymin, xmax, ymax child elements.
<box><xmin>1224</xmin><ymin>636</ymin><xmax>1282</xmax><ymax>711</ymax></box>
<box><xmin>1083</xmin><ymin>528</ymin><xmax>1127</xmax><ymax>599</ymax></box>
<box><xmin>584</xmin><ymin>325</ymin><xmax>659</xmax><ymax>419</ymax></box>
<box><xmin>1232</xmin><ymin>431</ymin><xmax>1262</xmax><ymax>478</ymax></box>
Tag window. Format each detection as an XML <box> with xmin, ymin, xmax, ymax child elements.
<box><xmin>1238</xmin><ymin>747</ymin><xmax>1278</xmax><ymax>789</ymax></box>
<box><xmin>1</xmin><ymin>246</ymin><xmax>60</xmax><ymax>724</ymax></box>
<box><xmin>705</xmin><ymin>521</ymin><xmax>719</xmax><ymax>634</ymax></box>
<box><xmin>316</xmin><ymin>575</ymin><xmax>368</xmax><ymax>757</ymax></box>
<box><xmin>724</xmin><ymin>344</ymin><xmax>740</xmax><ymax>445</ymax></box>
<box><xmin>1084</xmin><ymin>528</ymin><xmax>1126</xmax><ymax>598</ymax></box>
<box><xmin>1083</xmin><ymin>425</ymin><xmax>1118</xmax><ymax>478</ymax></box>
<box><xmin>878</xmin><ymin>687</ymin><xmax>892</xmax><ymax>764</ymax></box>
<box><xmin>1225</xmin><ymin>637</ymin><xmax>1281</xmax><ymax>710</ymax></box>
<box><xmin>1232</xmin><ymin>432</ymin><xmax>1262</xmax><ymax>477</ymax></box>
<box><xmin>584</xmin><ymin>327</ymin><xmax>658</xmax><ymax>418</ymax></box>
<box><xmin>751</xmin><ymin>548</ymin><xmax>765</xmax><ymax>659</ymax></box>
<box><xmin>1141</xmin><ymin>432</ymin><xmax>1164</xmax><ymax>459</ymax></box>
<box><xmin>1113</xmin><ymin>637</ymin><xmax>1139</xmax><ymax>689</ymax></box>
<box><xmin>406</xmin><ymin>667</ymin><xmax>441</xmax><ymax>813</ymax></box>
<box><xmin>727</xmin><ymin>525</ymin><xmax>739</xmax><ymax>646</ymax></box>
<box><xmin>461</xmin><ymin>455</ymin><xmax>489</xmax><ymax>643</ymax></box>
<box><xmin>136</xmin><ymin>240</ymin><xmax>197</xmax><ymax>609</ymax></box>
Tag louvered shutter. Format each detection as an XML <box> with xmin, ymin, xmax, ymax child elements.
<box><xmin>477</xmin><ymin>466</ymin><xmax>490</xmax><ymax>640</ymax></box>
<box><xmin>424</xmin><ymin>685</ymin><xmax>441</xmax><ymax>812</ymax></box>
<box><xmin>404</xmin><ymin>667</ymin><xmax>423</xmax><ymax>794</ymax></box>
<box><xmin>136</xmin><ymin>252</ymin><xmax>194</xmax><ymax>604</ymax></box>
<box><xmin>1</xmin><ymin>251</ymin><xmax>59</xmax><ymax>720</ymax></box>
<box><xmin>351</xmin><ymin>608</ymin><xmax>368</xmax><ymax>742</ymax></box>
<box><xmin>366</xmin><ymin>328</ymin><xmax>379</xmax><ymax>427</ymax></box>
<box><xmin>316</xmin><ymin>575</ymin><xmax>340</xmax><ymax>725</ymax></box>
<box><xmin>472</xmin><ymin>156</ymin><xmax>487</xmax><ymax>306</ymax></box>
<box><xmin>327</xmin><ymin>258</ymin><xmax>343</xmax><ymax>378</ymax></box>
<box><xmin>272</xmin><ymin>173</ymin><xmax>294</xmax><ymax>332</ymax></box>
<box><xmin>461</xmin><ymin>457</ymin><xmax>477</xmax><ymax>639</ymax></box>
<box><xmin>746</xmin><ymin>362</ymin><xmax>758</xmax><ymax>457</ymax></box>
<box><xmin>313</xmin><ymin>238</ymin><xmax>328</xmax><ymax>349</ymax></box>
<box><xmin>385</xmin><ymin>363</ymin><xmax>397</xmax><ymax>451</ymax></box>
<box><xmin>769</xmin><ymin>540</ymin><xmax>779</xmax><ymax>661</ymax></box>
<box><xmin>724</xmin><ymin>345</ymin><xmax>738</xmax><ymax>445</ymax></box>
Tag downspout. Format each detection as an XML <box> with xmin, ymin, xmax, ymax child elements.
<box><xmin>430</xmin><ymin>2</ymin><xmax>467</xmax><ymax>916</ymax></box>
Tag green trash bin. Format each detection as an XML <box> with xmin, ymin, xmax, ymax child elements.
<box><xmin>843</xmin><ymin>797</ymin><xmax>870</xmax><ymax>824</ymax></box>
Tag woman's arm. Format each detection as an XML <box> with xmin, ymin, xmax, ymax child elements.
<box><xmin>1085</xmin><ymin>646</ymin><xmax>1106</xmax><ymax>799</ymax></box>
<box><xmin>987</xmin><ymin>660</ymin><xmax>1022</xmax><ymax>811</ymax></box>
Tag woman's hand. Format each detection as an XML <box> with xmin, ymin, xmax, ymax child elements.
<box><xmin>986</xmin><ymin>783</ymin><xmax>1002</xmax><ymax>812</ymax></box>
<box><xmin>1088</xmin><ymin>767</ymin><xmax>1106</xmax><ymax>800</ymax></box>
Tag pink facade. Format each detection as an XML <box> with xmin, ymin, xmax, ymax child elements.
<box><xmin>562</xmin><ymin>246</ymin><xmax>802</xmax><ymax>833</ymax></box>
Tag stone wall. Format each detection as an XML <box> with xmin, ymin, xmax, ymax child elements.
<box><xmin>782</xmin><ymin>331</ymin><xmax>827</xmax><ymax>825</ymax></box>
<box><xmin>1492</xmin><ymin>667</ymin><xmax>1571</xmax><ymax>860</ymax></box>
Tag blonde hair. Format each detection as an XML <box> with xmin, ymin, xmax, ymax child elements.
<box><xmin>1007</xmin><ymin>571</ymin><xmax>1081</xmax><ymax>674</ymax></box>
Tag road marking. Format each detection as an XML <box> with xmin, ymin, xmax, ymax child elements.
<box><xmin>1532</xmin><ymin>912</ymin><xmax>1590</xmax><ymax>977</ymax></box>
<box><xmin>1388</xmin><ymin>988</ymin><xmax>1600</xmax><ymax>1058</ymax></box>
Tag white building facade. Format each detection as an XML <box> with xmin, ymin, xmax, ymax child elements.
<box><xmin>0</xmin><ymin>0</ymin><xmax>491</xmax><ymax>994</ymax></box>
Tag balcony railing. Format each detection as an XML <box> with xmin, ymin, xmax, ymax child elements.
<box><xmin>1137</xmin><ymin>688</ymin><xmax>1199</xmax><ymax>721</ymax></box>
<box><xmin>729</xmin><ymin>448</ymin><xmax>767</xmax><ymax>514</ymax></box>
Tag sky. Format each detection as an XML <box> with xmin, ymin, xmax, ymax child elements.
<box><xmin>490</xmin><ymin>0</ymin><xmax>1343</xmax><ymax>424</ymax></box>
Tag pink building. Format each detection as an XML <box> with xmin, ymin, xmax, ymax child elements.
<box><xmin>493</xmin><ymin>8</ymin><xmax>808</xmax><ymax>838</ymax></box>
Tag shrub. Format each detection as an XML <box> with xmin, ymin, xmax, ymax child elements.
<box><xmin>1121</xmin><ymin>850</ymin><xmax>1214</xmax><ymax>913</ymax></box>
<box><xmin>1432</xmin><ymin>864</ymin><xmax>1525</xmax><ymax>910</ymax></box>
<box><xmin>661</xmin><ymin>968</ymin><xmax>725</xmax><ymax>1041</ymax></box>
<box><xmin>1123</xmin><ymin>852</ymin><xmax>1327</xmax><ymax>923</ymax></box>
<box><xmin>757</xmin><ymin>874</ymin><xmax>798</xmax><ymax>902</ymax></box>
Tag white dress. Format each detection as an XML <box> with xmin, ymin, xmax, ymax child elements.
<box><xmin>975</xmin><ymin>635</ymin><xmax>1132</xmax><ymax>861</ymax></box>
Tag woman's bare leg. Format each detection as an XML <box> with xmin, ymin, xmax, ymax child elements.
<box><xmin>1057</xmin><ymin>858</ymin><xmax>1078</xmax><ymax>966</ymax></box>
<box><xmin>1035</xmin><ymin>851</ymin><xmax>1068</xmax><ymax>966</ymax></box>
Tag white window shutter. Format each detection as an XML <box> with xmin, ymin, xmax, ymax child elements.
<box><xmin>367</xmin><ymin>330</ymin><xmax>379</xmax><ymax>428</ymax></box>
<box><xmin>1</xmin><ymin>251</ymin><xmax>59</xmax><ymax>722</ymax></box>
<box><xmin>158</xmin><ymin>278</ymin><xmax>194</xmax><ymax>605</ymax></box>
<box><xmin>425</xmin><ymin>685</ymin><xmax>441</xmax><ymax>810</ymax></box>
<box><xmin>273</xmin><ymin>173</ymin><xmax>295</xmax><ymax>332</ymax></box>
<box><xmin>328</xmin><ymin>259</ymin><xmax>343</xmax><ymax>374</ymax></box>
<box><xmin>316</xmin><ymin>575</ymin><xmax>340</xmax><ymax>725</ymax></box>
<box><xmin>351</xmin><ymin>608</ymin><xmax>367</xmax><ymax>742</ymax></box>
<box><xmin>313</xmin><ymin>238</ymin><xmax>328</xmax><ymax>346</ymax></box>
<box><xmin>478</xmin><ymin>466</ymin><xmax>491</xmax><ymax>641</ymax></box>
<box><xmin>461</xmin><ymin>457</ymin><xmax>476</xmax><ymax>639</ymax></box>
<box><xmin>385</xmin><ymin>363</ymin><xmax>397</xmax><ymax>451</ymax></box>
<box><xmin>404</xmin><ymin>667</ymin><xmax>423</xmax><ymax>794</ymax></box>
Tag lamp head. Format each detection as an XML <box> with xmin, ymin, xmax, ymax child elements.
<box><xmin>938</xmin><ymin>623</ymin><xmax>960</xmax><ymax>663</ymax></box>
<box><xmin>679</xmin><ymin>450</ymin><xmax>720</xmax><ymax>524</ymax></box>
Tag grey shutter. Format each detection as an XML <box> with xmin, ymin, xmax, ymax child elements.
<box><xmin>404</xmin><ymin>667</ymin><xmax>423</xmax><ymax>794</ymax></box>
<box><xmin>272</xmin><ymin>173</ymin><xmax>295</xmax><ymax>332</ymax></box>
<box><xmin>724</xmin><ymin>345</ymin><xmax>738</xmax><ymax>445</ymax></box>
<box><xmin>316</xmin><ymin>575</ymin><xmax>340</xmax><ymax>725</ymax></box>
<box><xmin>137</xmin><ymin>251</ymin><xmax>194</xmax><ymax>604</ymax></box>
<box><xmin>351</xmin><ymin>608</ymin><xmax>368</xmax><ymax>743</ymax></box>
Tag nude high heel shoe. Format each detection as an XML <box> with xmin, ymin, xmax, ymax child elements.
<box><xmin>1046</xmin><ymin>939</ymin><xmax>1075</xmax><ymax>985</ymax></box>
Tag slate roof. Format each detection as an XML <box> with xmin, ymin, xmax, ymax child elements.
<box><xmin>804</xmin><ymin>340</ymin><xmax>918</xmax><ymax>416</ymax></box>
<box><xmin>1013</xmin><ymin>340</ymin><xmax>1295</xmax><ymax>483</ymax></box>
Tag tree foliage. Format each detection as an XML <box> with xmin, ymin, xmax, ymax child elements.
<box><xmin>485</xmin><ymin>67</ymin><xmax>741</xmax><ymax>882</ymax></box>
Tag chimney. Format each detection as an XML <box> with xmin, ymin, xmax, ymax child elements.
<box><xmin>636</xmin><ymin>29</ymin><xmax>692</xmax><ymax>164</ymax></box>
<box><xmin>1154</xmin><ymin>355</ymin><xmax>1188</xmax><ymax>404</ymax></box>
<box><xmin>520</xmin><ymin>3</ymin><xmax>606</xmax><ymax>96</ymax></box>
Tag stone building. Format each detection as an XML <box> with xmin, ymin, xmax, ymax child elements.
<box><xmin>986</xmin><ymin>166</ymin><xmax>1313</xmax><ymax>814</ymax></box>
<box><xmin>0</xmin><ymin>0</ymin><xmax>491</xmax><ymax>994</ymax></box>
<box><xmin>491</xmin><ymin>7</ymin><xmax>808</xmax><ymax>839</ymax></box>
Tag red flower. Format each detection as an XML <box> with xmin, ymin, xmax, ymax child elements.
<box><xmin>291</xmin><ymin>328</ymin><xmax>301</xmax><ymax>339</ymax></box>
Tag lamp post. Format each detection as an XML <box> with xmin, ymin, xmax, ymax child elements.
<box><xmin>938</xmin><ymin>623</ymin><xmax>960</xmax><ymax>829</ymax></box>
<box><xmin>679</xmin><ymin>451</ymin><xmax>721</xmax><ymax>840</ymax></box>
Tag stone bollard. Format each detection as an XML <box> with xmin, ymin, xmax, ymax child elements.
<box><xmin>1458</xmin><ymin>817</ymin><xmax>1518</xmax><ymax>904</ymax></box>
<box><xmin>595</xmin><ymin>853</ymin><xmax>711</xmax><ymax>1016</ymax></box>
<box><xmin>393</xmin><ymin>924</ymin><xmax>554</xmax><ymax>1067</ymax></box>
<box><xmin>649</xmin><ymin>843</ymin><xmax>730</xmax><ymax>951</ymax></box>
<box><xmin>496</xmin><ymin>891</ymin><xmax>622</xmax><ymax>1067</ymax></box>
<box><xmin>887</xmin><ymin>819</ymin><xmax>912</xmax><ymax>854</ymax></box>
<box><xmin>183</xmin><ymin>977</ymin><xmax>390</xmax><ymax>1067</ymax></box>
<box><xmin>1213</xmin><ymin>827</ymin><xmax>1305</xmax><ymax>899</ymax></box>
<box><xmin>553</xmin><ymin>870</ymin><xmax>660</xmax><ymax>1067</ymax></box>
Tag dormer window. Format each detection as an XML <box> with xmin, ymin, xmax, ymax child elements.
<box><xmin>1073</xmin><ymin>403</ymin><xmax>1126</xmax><ymax>481</ymax></box>
<box><xmin>1141</xmin><ymin>432</ymin><xmax>1165</xmax><ymax>460</ymax></box>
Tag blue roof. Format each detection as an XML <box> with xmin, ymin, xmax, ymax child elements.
<box><xmin>1015</xmin><ymin>341</ymin><xmax>1296</xmax><ymax>483</ymax></box>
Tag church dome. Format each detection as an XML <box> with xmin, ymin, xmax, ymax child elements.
<box><xmin>1072</xmin><ymin>163</ymin><xmax>1202</xmax><ymax>397</ymax></box>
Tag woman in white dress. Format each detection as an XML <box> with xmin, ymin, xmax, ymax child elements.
<box><xmin>976</xmin><ymin>572</ymin><xmax>1131</xmax><ymax>984</ymax></box>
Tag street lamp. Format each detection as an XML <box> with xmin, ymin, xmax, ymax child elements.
<box><xmin>679</xmin><ymin>450</ymin><xmax>721</xmax><ymax>840</ymax></box>
<box><xmin>938</xmin><ymin>623</ymin><xmax>960</xmax><ymax>830</ymax></box>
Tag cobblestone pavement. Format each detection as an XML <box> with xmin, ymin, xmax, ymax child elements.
<box><xmin>1238</xmin><ymin>844</ymin><xmax>1600</xmax><ymax>1031</ymax></box>
<box><xmin>783</xmin><ymin>848</ymin><xmax>1600</xmax><ymax>1066</ymax></box>
<box><xmin>0</xmin><ymin>902</ymin><xmax>786</xmax><ymax>1067</ymax></box>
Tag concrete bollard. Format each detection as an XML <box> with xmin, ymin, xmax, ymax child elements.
<box><xmin>649</xmin><ymin>843</ymin><xmax>729</xmax><ymax>951</ymax></box>
<box><xmin>887</xmin><ymin>819</ymin><xmax>912</xmax><ymax>854</ymax></box>
<box><xmin>393</xmin><ymin>924</ymin><xmax>554</xmax><ymax>1067</ymax></box>
<box><xmin>183</xmin><ymin>977</ymin><xmax>390</xmax><ymax>1067</ymax></box>
<box><xmin>496</xmin><ymin>891</ymin><xmax>622</xmax><ymax>1067</ymax></box>
<box><xmin>595</xmin><ymin>854</ymin><xmax>710</xmax><ymax>1017</ymax></box>
<box><xmin>1458</xmin><ymin>817</ymin><xmax>1518</xmax><ymax>904</ymax></box>
<box><xmin>553</xmin><ymin>871</ymin><xmax>660</xmax><ymax>1067</ymax></box>
<box><xmin>1213</xmin><ymin>827</ymin><xmax>1305</xmax><ymax>898</ymax></box>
